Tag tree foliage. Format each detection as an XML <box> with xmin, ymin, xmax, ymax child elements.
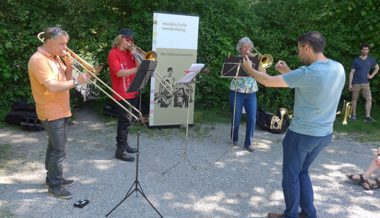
<box><xmin>0</xmin><ymin>0</ymin><xmax>379</xmax><ymax>112</ymax></box>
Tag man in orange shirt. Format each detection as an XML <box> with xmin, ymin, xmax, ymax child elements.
<box><xmin>28</xmin><ymin>26</ymin><xmax>90</xmax><ymax>199</ymax></box>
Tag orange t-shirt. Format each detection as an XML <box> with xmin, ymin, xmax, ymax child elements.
<box><xmin>28</xmin><ymin>47</ymin><xmax>72</xmax><ymax>121</ymax></box>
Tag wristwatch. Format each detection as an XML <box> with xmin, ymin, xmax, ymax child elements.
<box><xmin>72</xmin><ymin>77</ymin><xmax>79</xmax><ymax>87</ymax></box>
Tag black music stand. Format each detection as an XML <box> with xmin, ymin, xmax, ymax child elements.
<box><xmin>106</xmin><ymin>60</ymin><xmax>162</xmax><ymax>218</ymax></box>
<box><xmin>128</xmin><ymin>60</ymin><xmax>157</xmax><ymax>92</ymax></box>
<box><xmin>220</xmin><ymin>55</ymin><xmax>259</xmax><ymax>78</ymax></box>
<box><xmin>162</xmin><ymin>64</ymin><xmax>204</xmax><ymax>175</ymax></box>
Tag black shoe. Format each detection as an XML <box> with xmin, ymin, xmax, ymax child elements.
<box><xmin>245</xmin><ymin>145</ymin><xmax>255</xmax><ymax>152</ymax></box>
<box><xmin>115</xmin><ymin>149</ymin><xmax>135</xmax><ymax>162</ymax></box>
<box><xmin>48</xmin><ymin>186</ymin><xmax>72</xmax><ymax>199</ymax></box>
<box><xmin>125</xmin><ymin>144</ymin><xmax>138</xmax><ymax>153</ymax></box>
<box><xmin>364</xmin><ymin>117</ymin><xmax>375</xmax><ymax>123</ymax></box>
<box><xmin>45</xmin><ymin>179</ymin><xmax>74</xmax><ymax>187</ymax></box>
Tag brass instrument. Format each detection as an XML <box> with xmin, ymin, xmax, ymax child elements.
<box><xmin>128</xmin><ymin>43</ymin><xmax>174</xmax><ymax>95</ymax></box>
<box><xmin>342</xmin><ymin>100</ymin><xmax>352</xmax><ymax>125</ymax></box>
<box><xmin>253</xmin><ymin>47</ymin><xmax>273</xmax><ymax>69</ymax></box>
<box><xmin>270</xmin><ymin>108</ymin><xmax>288</xmax><ymax>130</ymax></box>
<box><xmin>37</xmin><ymin>32</ymin><xmax>143</xmax><ymax>122</ymax></box>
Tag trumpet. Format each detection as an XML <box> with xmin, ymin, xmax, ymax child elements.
<box><xmin>128</xmin><ymin>43</ymin><xmax>174</xmax><ymax>95</ymax></box>
<box><xmin>252</xmin><ymin>47</ymin><xmax>273</xmax><ymax>69</ymax></box>
<box><xmin>37</xmin><ymin>32</ymin><xmax>144</xmax><ymax>122</ymax></box>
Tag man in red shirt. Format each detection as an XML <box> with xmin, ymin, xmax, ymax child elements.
<box><xmin>108</xmin><ymin>28</ymin><xmax>139</xmax><ymax>162</ymax></box>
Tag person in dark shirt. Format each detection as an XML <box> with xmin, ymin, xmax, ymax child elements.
<box><xmin>349</xmin><ymin>43</ymin><xmax>379</xmax><ymax>122</ymax></box>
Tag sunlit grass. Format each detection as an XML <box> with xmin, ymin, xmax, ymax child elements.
<box><xmin>334</xmin><ymin>104</ymin><xmax>380</xmax><ymax>143</ymax></box>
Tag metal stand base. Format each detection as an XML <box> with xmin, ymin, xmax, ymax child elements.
<box><xmin>106</xmin><ymin>131</ymin><xmax>162</xmax><ymax>218</ymax></box>
<box><xmin>162</xmin><ymin>83</ymin><xmax>196</xmax><ymax>175</ymax></box>
<box><xmin>161</xmin><ymin>139</ymin><xmax>196</xmax><ymax>175</ymax></box>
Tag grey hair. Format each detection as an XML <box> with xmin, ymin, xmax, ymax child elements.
<box><xmin>236</xmin><ymin>37</ymin><xmax>254</xmax><ymax>53</ymax></box>
<box><xmin>43</xmin><ymin>26</ymin><xmax>68</xmax><ymax>41</ymax></box>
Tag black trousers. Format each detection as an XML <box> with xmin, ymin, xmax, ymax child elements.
<box><xmin>115</xmin><ymin>98</ymin><xmax>138</xmax><ymax>150</ymax></box>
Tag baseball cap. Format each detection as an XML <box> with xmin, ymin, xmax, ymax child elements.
<box><xmin>119</xmin><ymin>28</ymin><xmax>134</xmax><ymax>38</ymax></box>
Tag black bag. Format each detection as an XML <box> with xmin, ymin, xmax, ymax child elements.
<box><xmin>4</xmin><ymin>99</ymin><xmax>44</xmax><ymax>131</ymax></box>
<box><xmin>256</xmin><ymin>107</ymin><xmax>290</xmax><ymax>134</ymax></box>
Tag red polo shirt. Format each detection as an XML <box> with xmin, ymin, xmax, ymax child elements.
<box><xmin>108</xmin><ymin>47</ymin><xmax>139</xmax><ymax>100</ymax></box>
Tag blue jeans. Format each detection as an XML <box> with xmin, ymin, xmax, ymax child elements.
<box><xmin>41</xmin><ymin>117</ymin><xmax>69</xmax><ymax>187</ymax></box>
<box><xmin>282</xmin><ymin>130</ymin><xmax>332</xmax><ymax>218</ymax></box>
<box><xmin>229</xmin><ymin>90</ymin><xmax>257</xmax><ymax>147</ymax></box>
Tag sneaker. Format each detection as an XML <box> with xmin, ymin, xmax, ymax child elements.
<box><xmin>364</xmin><ymin>117</ymin><xmax>375</xmax><ymax>123</ymax></box>
<box><xmin>45</xmin><ymin>179</ymin><xmax>74</xmax><ymax>187</ymax></box>
<box><xmin>48</xmin><ymin>186</ymin><xmax>72</xmax><ymax>199</ymax></box>
<box><xmin>244</xmin><ymin>145</ymin><xmax>255</xmax><ymax>152</ymax></box>
<box><xmin>350</xmin><ymin>115</ymin><xmax>357</xmax><ymax>121</ymax></box>
<box><xmin>231</xmin><ymin>141</ymin><xmax>238</xmax><ymax>147</ymax></box>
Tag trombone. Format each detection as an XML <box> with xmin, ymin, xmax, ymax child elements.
<box><xmin>37</xmin><ymin>32</ymin><xmax>144</xmax><ymax>122</ymax></box>
<box><xmin>252</xmin><ymin>47</ymin><xmax>273</xmax><ymax>69</ymax></box>
<box><xmin>128</xmin><ymin>43</ymin><xmax>174</xmax><ymax>95</ymax></box>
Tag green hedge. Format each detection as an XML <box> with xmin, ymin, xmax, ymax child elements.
<box><xmin>0</xmin><ymin>0</ymin><xmax>379</xmax><ymax>112</ymax></box>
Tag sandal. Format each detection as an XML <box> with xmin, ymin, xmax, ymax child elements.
<box><xmin>361</xmin><ymin>179</ymin><xmax>373</xmax><ymax>190</ymax></box>
<box><xmin>372</xmin><ymin>178</ymin><xmax>380</xmax><ymax>190</ymax></box>
<box><xmin>346</xmin><ymin>173</ymin><xmax>365</xmax><ymax>185</ymax></box>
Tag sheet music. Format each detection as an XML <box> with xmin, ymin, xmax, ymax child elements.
<box><xmin>177</xmin><ymin>63</ymin><xmax>205</xmax><ymax>84</ymax></box>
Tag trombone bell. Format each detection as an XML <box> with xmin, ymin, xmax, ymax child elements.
<box><xmin>145</xmin><ymin>51</ymin><xmax>157</xmax><ymax>61</ymax></box>
<box><xmin>259</xmin><ymin>54</ymin><xmax>273</xmax><ymax>69</ymax></box>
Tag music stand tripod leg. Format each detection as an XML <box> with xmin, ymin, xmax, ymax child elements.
<box><xmin>106</xmin><ymin>131</ymin><xmax>162</xmax><ymax>218</ymax></box>
<box><xmin>161</xmin><ymin>82</ymin><xmax>196</xmax><ymax>175</ymax></box>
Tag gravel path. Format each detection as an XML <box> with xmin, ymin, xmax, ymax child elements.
<box><xmin>1</xmin><ymin>107</ymin><xmax>379</xmax><ymax>218</ymax></box>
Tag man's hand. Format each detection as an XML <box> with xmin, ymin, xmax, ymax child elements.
<box><xmin>368</xmin><ymin>74</ymin><xmax>374</xmax><ymax>80</ymax></box>
<box><xmin>77</xmin><ymin>73</ymin><xmax>91</xmax><ymax>85</ymax></box>
<box><xmin>275</xmin><ymin>60</ymin><xmax>291</xmax><ymax>74</ymax></box>
<box><xmin>61</xmin><ymin>51</ymin><xmax>73</xmax><ymax>67</ymax></box>
<box><xmin>348</xmin><ymin>84</ymin><xmax>353</xmax><ymax>92</ymax></box>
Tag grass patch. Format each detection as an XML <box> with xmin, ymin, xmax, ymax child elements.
<box><xmin>0</xmin><ymin>144</ymin><xmax>11</xmax><ymax>163</ymax></box>
<box><xmin>0</xmin><ymin>107</ymin><xmax>10</xmax><ymax>129</ymax></box>
<box><xmin>334</xmin><ymin>104</ymin><xmax>380</xmax><ymax>142</ymax></box>
<box><xmin>194</xmin><ymin>107</ymin><xmax>230</xmax><ymax>123</ymax></box>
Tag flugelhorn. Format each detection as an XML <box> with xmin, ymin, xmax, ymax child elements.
<box><xmin>342</xmin><ymin>100</ymin><xmax>352</xmax><ymax>125</ymax></box>
<box><xmin>270</xmin><ymin>108</ymin><xmax>288</xmax><ymax>130</ymax></box>
<box><xmin>37</xmin><ymin>32</ymin><xmax>144</xmax><ymax>122</ymax></box>
<box><xmin>128</xmin><ymin>42</ymin><xmax>174</xmax><ymax>95</ymax></box>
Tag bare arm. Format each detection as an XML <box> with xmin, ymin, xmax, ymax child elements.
<box><xmin>43</xmin><ymin>73</ymin><xmax>90</xmax><ymax>92</ymax></box>
<box><xmin>349</xmin><ymin>69</ymin><xmax>355</xmax><ymax>91</ymax></box>
<box><xmin>242</xmin><ymin>56</ymin><xmax>289</xmax><ymax>87</ymax></box>
<box><xmin>116</xmin><ymin>67</ymin><xmax>138</xmax><ymax>77</ymax></box>
<box><xmin>368</xmin><ymin>64</ymin><xmax>379</xmax><ymax>79</ymax></box>
<box><xmin>61</xmin><ymin>56</ymin><xmax>73</xmax><ymax>80</ymax></box>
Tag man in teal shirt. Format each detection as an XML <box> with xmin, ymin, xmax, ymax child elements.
<box><xmin>243</xmin><ymin>31</ymin><xmax>345</xmax><ymax>218</ymax></box>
